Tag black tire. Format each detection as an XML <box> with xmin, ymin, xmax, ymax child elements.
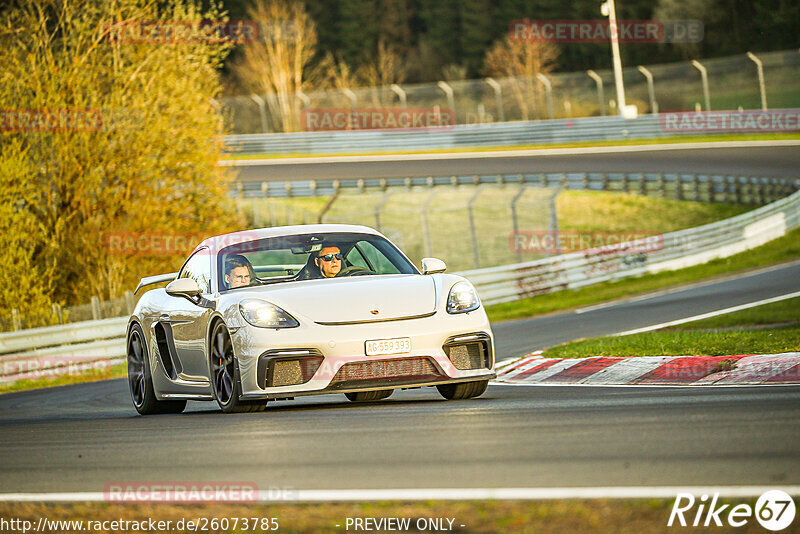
<box><xmin>210</xmin><ymin>321</ymin><xmax>267</xmax><ymax>414</ymax></box>
<box><xmin>436</xmin><ymin>380</ymin><xmax>489</xmax><ymax>400</ymax></box>
<box><xmin>127</xmin><ymin>324</ymin><xmax>186</xmax><ymax>415</ymax></box>
<box><xmin>344</xmin><ymin>389</ymin><xmax>393</xmax><ymax>402</ymax></box>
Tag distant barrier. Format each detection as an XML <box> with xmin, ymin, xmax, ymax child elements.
<box><xmin>223</xmin><ymin>110</ymin><xmax>800</xmax><ymax>155</ymax></box>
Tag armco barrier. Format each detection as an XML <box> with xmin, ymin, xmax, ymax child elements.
<box><xmin>2</xmin><ymin>186</ymin><xmax>799</xmax><ymax>382</ymax></box>
<box><xmin>223</xmin><ymin>111</ymin><xmax>800</xmax><ymax>155</ymax></box>
<box><xmin>463</xmin><ymin>189</ymin><xmax>800</xmax><ymax>304</ymax></box>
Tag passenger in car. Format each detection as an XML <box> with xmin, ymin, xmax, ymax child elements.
<box><xmin>224</xmin><ymin>254</ymin><xmax>254</xmax><ymax>288</ymax></box>
<box><xmin>315</xmin><ymin>246</ymin><xmax>343</xmax><ymax>278</ymax></box>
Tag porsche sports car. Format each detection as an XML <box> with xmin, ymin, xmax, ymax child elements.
<box><xmin>127</xmin><ymin>224</ymin><xmax>495</xmax><ymax>414</ymax></box>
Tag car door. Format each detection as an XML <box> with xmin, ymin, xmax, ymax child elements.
<box><xmin>167</xmin><ymin>248</ymin><xmax>214</xmax><ymax>380</ymax></box>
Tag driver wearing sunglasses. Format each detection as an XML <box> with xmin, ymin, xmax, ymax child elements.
<box><xmin>314</xmin><ymin>246</ymin><xmax>344</xmax><ymax>278</ymax></box>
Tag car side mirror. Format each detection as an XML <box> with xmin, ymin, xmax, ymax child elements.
<box><xmin>422</xmin><ymin>257</ymin><xmax>446</xmax><ymax>275</ymax></box>
<box><xmin>166</xmin><ymin>278</ymin><xmax>202</xmax><ymax>299</ymax></box>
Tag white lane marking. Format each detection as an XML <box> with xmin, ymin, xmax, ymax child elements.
<box><xmin>219</xmin><ymin>139</ymin><xmax>800</xmax><ymax>166</ymax></box>
<box><xmin>574</xmin><ymin>259</ymin><xmax>800</xmax><ymax>315</ymax></box>
<box><xmin>580</xmin><ymin>356</ymin><xmax>675</xmax><ymax>385</ymax></box>
<box><xmin>3</xmin><ymin>486</ymin><xmax>799</xmax><ymax>501</ymax></box>
<box><xmin>613</xmin><ymin>290</ymin><xmax>800</xmax><ymax>337</ymax></box>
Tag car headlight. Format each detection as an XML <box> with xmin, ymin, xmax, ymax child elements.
<box><xmin>447</xmin><ymin>281</ymin><xmax>480</xmax><ymax>314</ymax></box>
<box><xmin>239</xmin><ymin>299</ymin><xmax>299</xmax><ymax>328</ymax></box>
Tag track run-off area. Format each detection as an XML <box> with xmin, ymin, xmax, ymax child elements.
<box><xmin>1</xmin><ymin>142</ymin><xmax>798</xmax><ymax>498</ymax></box>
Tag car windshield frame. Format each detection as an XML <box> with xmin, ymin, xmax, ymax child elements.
<box><xmin>216</xmin><ymin>231</ymin><xmax>419</xmax><ymax>292</ymax></box>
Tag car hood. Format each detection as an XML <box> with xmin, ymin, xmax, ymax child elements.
<box><xmin>246</xmin><ymin>274</ymin><xmax>437</xmax><ymax>324</ymax></box>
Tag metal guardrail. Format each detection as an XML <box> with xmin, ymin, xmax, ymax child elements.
<box><xmin>0</xmin><ymin>318</ymin><xmax>127</xmax><ymax>383</ymax></box>
<box><xmin>233</xmin><ymin>171</ymin><xmax>800</xmax><ymax>202</ymax></box>
<box><xmin>464</xmin><ymin>189</ymin><xmax>800</xmax><ymax>305</ymax></box>
<box><xmin>223</xmin><ymin>110</ymin><xmax>800</xmax><ymax>155</ymax></box>
<box><xmin>3</xmin><ymin>180</ymin><xmax>799</xmax><ymax>384</ymax></box>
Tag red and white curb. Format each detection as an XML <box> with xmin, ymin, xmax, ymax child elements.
<box><xmin>493</xmin><ymin>352</ymin><xmax>800</xmax><ymax>386</ymax></box>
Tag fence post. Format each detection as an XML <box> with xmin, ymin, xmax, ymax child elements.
<box><xmin>636</xmin><ymin>66</ymin><xmax>658</xmax><ymax>114</ymax></box>
<box><xmin>373</xmin><ymin>191</ymin><xmax>393</xmax><ymax>232</ymax></box>
<box><xmin>485</xmin><ymin>77</ymin><xmax>505</xmax><ymax>122</ymax></box>
<box><xmin>91</xmin><ymin>296</ymin><xmax>101</xmax><ymax>321</ymax></box>
<box><xmin>691</xmin><ymin>60</ymin><xmax>711</xmax><ymax>111</ymax></box>
<box><xmin>536</xmin><ymin>73</ymin><xmax>554</xmax><ymax>120</ymax></box>
<box><xmin>587</xmin><ymin>70</ymin><xmax>605</xmax><ymax>116</ymax></box>
<box><xmin>12</xmin><ymin>308</ymin><xmax>21</xmax><ymax>331</ymax></box>
<box><xmin>390</xmin><ymin>84</ymin><xmax>407</xmax><ymax>109</ymax></box>
<box><xmin>548</xmin><ymin>186</ymin><xmax>563</xmax><ymax>256</ymax></box>
<box><xmin>510</xmin><ymin>186</ymin><xmax>527</xmax><ymax>263</ymax></box>
<box><xmin>746</xmin><ymin>52</ymin><xmax>768</xmax><ymax>110</ymax></box>
<box><xmin>437</xmin><ymin>81</ymin><xmax>456</xmax><ymax>123</ymax></box>
<box><xmin>693</xmin><ymin>175</ymin><xmax>700</xmax><ymax>201</ymax></box>
<box><xmin>467</xmin><ymin>186</ymin><xmax>485</xmax><ymax>269</ymax></box>
<box><xmin>249</xmin><ymin>94</ymin><xmax>269</xmax><ymax>134</ymax></box>
<box><xmin>420</xmin><ymin>190</ymin><xmax>440</xmax><ymax>258</ymax></box>
<box><xmin>125</xmin><ymin>291</ymin><xmax>135</xmax><ymax>314</ymax></box>
<box><xmin>317</xmin><ymin>184</ymin><xmax>340</xmax><ymax>223</ymax></box>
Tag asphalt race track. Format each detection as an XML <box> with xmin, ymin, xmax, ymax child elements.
<box><xmin>230</xmin><ymin>144</ymin><xmax>800</xmax><ymax>182</ymax></box>
<box><xmin>1</xmin><ymin>262</ymin><xmax>798</xmax><ymax>493</ymax></box>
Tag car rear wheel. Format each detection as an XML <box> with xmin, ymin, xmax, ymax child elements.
<box><xmin>210</xmin><ymin>322</ymin><xmax>267</xmax><ymax>414</ymax></box>
<box><xmin>436</xmin><ymin>380</ymin><xmax>488</xmax><ymax>400</ymax></box>
<box><xmin>127</xmin><ymin>324</ymin><xmax>186</xmax><ymax>415</ymax></box>
<box><xmin>344</xmin><ymin>390</ymin><xmax>393</xmax><ymax>402</ymax></box>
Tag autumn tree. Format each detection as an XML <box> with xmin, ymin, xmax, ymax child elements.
<box><xmin>0</xmin><ymin>0</ymin><xmax>241</xmax><ymax>324</ymax></box>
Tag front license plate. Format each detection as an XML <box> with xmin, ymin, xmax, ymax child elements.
<box><xmin>365</xmin><ymin>337</ymin><xmax>411</xmax><ymax>356</ymax></box>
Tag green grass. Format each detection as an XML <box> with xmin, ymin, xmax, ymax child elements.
<box><xmin>222</xmin><ymin>132</ymin><xmax>800</xmax><ymax>160</ymax></box>
<box><xmin>542</xmin><ymin>297</ymin><xmax>800</xmax><ymax>359</ymax></box>
<box><xmin>0</xmin><ymin>362</ymin><xmax>126</xmax><ymax>394</ymax></box>
<box><xmin>486</xmin><ymin>227</ymin><xmax>800</xmax><ymax>323</ymax></box>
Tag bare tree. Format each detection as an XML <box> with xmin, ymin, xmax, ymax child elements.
<box><xmin>233</xmin><ymin>0</ymin><xmax>320</xmax><ymax>132</ymax></box>
<box><xmin>483</xmin><ymin>34</ymin><xmax>559</xmax><ymax>120</ymax></box>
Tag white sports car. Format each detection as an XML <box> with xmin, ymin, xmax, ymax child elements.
<box><xmin>127</xmin><ymin>224</ymin><xmax>495</xmax><ymax>414</ymax></box>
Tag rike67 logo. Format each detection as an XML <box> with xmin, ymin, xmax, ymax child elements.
<box><xmin>668</xmin><ymin>490</ymin><xmax>796</xmax><ymax>530</ymax></box>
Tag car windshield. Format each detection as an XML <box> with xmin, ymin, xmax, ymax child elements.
<box><xmin>217</xmin><ymin>232</ymin><xmax>418</xmax><ymax>291</ymax></box>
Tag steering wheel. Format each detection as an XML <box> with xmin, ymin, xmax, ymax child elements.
<box><xmin>337</xmin><ymin>266</ymin><xmax>374</xmax><ymax>277</ymax></box>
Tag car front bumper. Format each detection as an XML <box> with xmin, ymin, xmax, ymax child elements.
<box><xmin>231</xmin><ymin>309</ymin><xmax>495</xmax><ymax>399</ymax></box>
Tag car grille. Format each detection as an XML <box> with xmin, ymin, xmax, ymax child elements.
<box><xmin>258</xmin><ymin>349</ymin><xmax>324</xmax><ymax>388</ymax></box>
<box><xmin>329</xmin><ymin>356</ymin><xmax>442</xmax><ymax>389</ymax></box>
<box><xmin>443</xmin><ymin>333</ymin><xmax>492</xmax><ymax>370</ymax></box>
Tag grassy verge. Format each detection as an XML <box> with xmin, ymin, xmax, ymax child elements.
<box><xmin>486</xmin><ymin>227</ymin><xmax>800</xmax><ymax>323</ymax></box>
<box><xmin>222</xmin><ymin>132</ymin><xmax>800</xmax><ymax>160</ymax></box>
<box><xmin>542</xmin><ymin>297</ymin><xmax>800</xmax><ymax>359</ymax></box>
<box><xmin>0</xmin><ymin>362</ymin><xmax>126</xmax><ymax>394</ymax></box>
<box><xmin>0</xmin><ymin>499</ymin><xmax>773</xmax><ymax>534</ymax></box>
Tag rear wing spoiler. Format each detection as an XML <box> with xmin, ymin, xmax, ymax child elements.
<box><xmin>134</xmin><ymin>272</ymin><xmax>178</xmax><ymax>295</ymax></box>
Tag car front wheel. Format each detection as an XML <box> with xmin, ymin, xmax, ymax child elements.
<box><xmin>210</xmin><ymin>322</ymin><xmax>267</xmax><ymax>414</ymax></box>
<box><xmin>436</xmin><ymin>380</ymin><xmax>488</xmax><ymax>400</ymax></box>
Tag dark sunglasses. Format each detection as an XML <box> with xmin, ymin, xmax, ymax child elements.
<box><xmin>318</xmin><ymin>253</ymin><xmax>343</xmax><ymax>261</ymax></box>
